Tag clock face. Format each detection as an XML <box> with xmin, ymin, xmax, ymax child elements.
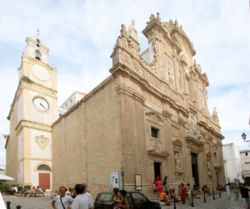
<box><xmin>32</xmin><ymin>64</ymin><xmax>50</xmax><ymax>81</ymax></box>
<box><xmin>33</xmin><ymin>97</ymin><xmax>50</xmax><ymax>112</ymax></box>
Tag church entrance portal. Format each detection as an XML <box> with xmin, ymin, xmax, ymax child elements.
<box><xmin>191</xmin><ymin>153</ymin><xmax>199</xmax><ymax>186</ymax></box>
<box><xmin>154</xmin><ymin>162</ymin><xmax>161</xmax><ymax>180</ymax></box>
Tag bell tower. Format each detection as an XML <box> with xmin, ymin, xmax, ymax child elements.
<box><xmin>5</xmin><ymin>32</ymin><xmax>58</xmax><ymax>190</ymax></box>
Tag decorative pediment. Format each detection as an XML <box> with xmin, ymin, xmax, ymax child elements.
<box><xmin>147</xmin><ymin>143</ymin><xmax>169</xmax><ymax>157</ymax></box>
<box><xmin>185</xmin><ymin>134</ymin><xmax>204</xmax><ymax>147</ymax></box>
<box><xmin>146</xmin><ymin>111</ymin><xmax>163</xmax><ymax>124</ymax></box>
<box><xmin>147</xmin><ymin>149</ymin><xmax>169</xmax><ymax>158</ymax></box>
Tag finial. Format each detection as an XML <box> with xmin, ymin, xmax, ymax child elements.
<box><xmin>131</xmin><ymin>19</ymin><xmax>135</xmax><ymax>26</ymax></box>
<box><xmin>37</xmin><ymin>28</ymin><xmax>40</xmax><ymax>36</ymax></box>
<box><xmin>156</xmin><ymin>12</ymin><xmax>160</xmax><ymax>21</ymax></box>
<box><xmin>150</xmin><ymin>14</ymin><xmax>155</xmax><ymax>21</ymax></box>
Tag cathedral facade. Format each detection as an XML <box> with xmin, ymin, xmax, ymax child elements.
<box><xmin>52</xmin><ymin>14</ymin><xmax>225</xmax><ymax>194</ymax></box>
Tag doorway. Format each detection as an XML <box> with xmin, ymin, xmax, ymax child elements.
<box><xmin>191</xmin><ymin>153</ymin><xmax>199</xmax><ymax>187</ymax></box>
<box><xmin>39</xmin><ymin>173</ymin><xmax>50</xmax><ymax>189</ymax></box>
<box><xmin>154</xmin><ymin>162</ymin><xmax>161</xmax><ymax>180</ymax></box>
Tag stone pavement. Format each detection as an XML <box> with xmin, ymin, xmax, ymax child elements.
<box><xmin>161</xmin><ymin>193</ymin><xmax>244</xmax><ymax>209</ymax></box>
<box><xmin>3</xmin><ymin>195</ymin><xmax>51</xmax><ymax>209</ymax></box>
<box><xmin>2</xmin><ymin>192</ymin><xmax>245</xmax><ymax>209</ymax></box>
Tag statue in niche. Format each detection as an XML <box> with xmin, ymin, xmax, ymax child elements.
<box><xmin>189</xmin><ymin>115</ymin><xmax>197</xmax><ymax>135</ymax></box>
<box><xmin>178</xmin><ymin>68</ymin><xmax>183</xmax><ymax>90</ymax></box>
<box><xmin>206</xmin><ymin>152</ymin><xmax>212</xmax><ymax>171</ymax></box>
<box><xmin>174</xmin><ymin>152</ymin><xmax>181</xmax><ymax>170</ymax></box>
<box><xmin>167</xmin><ymin>61</ymin><xmax>174</xmax><ymax>86</ymax></box>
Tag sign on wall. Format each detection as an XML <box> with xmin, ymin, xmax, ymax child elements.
<box><xmin>135</xmin><ymin>174</ymin><xmax>142</xmax><ymax>191</ymax></box>
<box><xmin>109</xmin><ymin>171</ymin><xmax>123</xmax><ymax>191</ymax></box>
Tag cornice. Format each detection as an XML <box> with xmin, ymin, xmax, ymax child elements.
<box><xmin>115</xmin><ymin>84</ymin><xmax>145</xmax><ymax>104</ymax></box>
<box><xmin>15</xmin><ymin>120</ymin><xmax>51</xmax><ymax>133</ymax></box>
<box><xmin>111</xmin><ymin>63</ymin><xmax>189</xmax><ymax>117</ymax></box>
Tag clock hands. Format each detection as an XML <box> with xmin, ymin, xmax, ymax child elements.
<box><xmin>39</xmin><ymin>102</ymin><xmax>46</xmax><ymax>110</ymax></box>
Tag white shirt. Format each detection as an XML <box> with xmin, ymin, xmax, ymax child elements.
<box><xmin>71</xmin><ymin>193</ymin><xmax>93</xmax><ymax>209</ymax></box>
<box><xmin>0</xmin><ymin>193</ymin><xmax>6</xmax><ymax>209</ymax></box>
<box><xmin>53</xmin><ymin>195</ymin><xmax>73</xmax><ymax>209</ymax></box>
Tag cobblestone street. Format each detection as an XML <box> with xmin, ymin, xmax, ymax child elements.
<box><xmin>3</xmin><ymin>192</ymin><xmax>245</xmax><ymax>209</ymax></box>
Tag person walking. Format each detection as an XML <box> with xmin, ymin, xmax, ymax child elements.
<box><xmin>71</xmin><ymin>184</ymin><xmax>93</xmax><ymax>209</ymax></box>
<box><xmin>52</xmin><ymin>186</ymin><xmax>73</xmax><ymax>209</ymax></box>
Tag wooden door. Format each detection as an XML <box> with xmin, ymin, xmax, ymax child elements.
<box><xmin>39</xmin><ymin>173</ymin><xmax>50</xmax><ymax>189</ymax></box>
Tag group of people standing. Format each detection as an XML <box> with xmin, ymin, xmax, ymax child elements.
<box><xmin>154</xmin><ymin>176</ymin><xmax>191</xmax><ymax>205</ymax></box>
<box><xmin>51</xmin><ymin>184</ymin><xmax>93</xmax><ymax>209</ymax></box>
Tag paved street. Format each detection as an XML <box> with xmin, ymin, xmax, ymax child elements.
<box><xmin>3</xmin><ymin>192</ymin><xmax>245</xmax><ymax>209</ymax></box>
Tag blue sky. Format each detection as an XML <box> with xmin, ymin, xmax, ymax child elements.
<box><xmin>0</xmin><ymin>0</ymin><xmax>250</xmax><ymax>165</ymax></box>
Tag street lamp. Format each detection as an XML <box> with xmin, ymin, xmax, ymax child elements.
<box><xmin>242</xmin><ymin>132</ymin><xmax>247</xmax><ymax>141</ymax></box>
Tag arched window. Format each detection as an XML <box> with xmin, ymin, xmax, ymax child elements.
<box><xmin>37</xmin><ymin>164</ymin><xmax>51</xmax><ymax>171</ymax></box>
<box><xmin>35</xmin><ymin>50</ymin><xmax>41</xmax><ymax>60</ymax></box>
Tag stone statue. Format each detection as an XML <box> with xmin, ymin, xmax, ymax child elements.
<box><xmin>174</xmin><ymin>152</ymin><xmax>181</xmax><ymax>170</ymax></box>
<box><xmin>207</xmin><ymin>160</ymin><xmax>211</xmax><ymax>171</ymax></box>
<box><xmin>128</xmin><ymin>20</ymin><xmax>138</xmax><ymax>42</ymax></box>
<box><xmin>212</xmin><ymin>106</ymin><xmax>218</xmax><ymax>118</ymax></box>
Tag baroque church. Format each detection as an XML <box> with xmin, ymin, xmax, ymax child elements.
<box><xmin>5</xmin><ymin>14</ymin><xmax>225</xmax><ymax>194</ymax></box>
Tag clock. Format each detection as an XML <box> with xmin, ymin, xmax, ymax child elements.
<box><xmin>32</xmin><ymin>64</ymin><xmax>50</xmax><ymax>81</ymax></box>
<box><xmin>33</xmin><ymin>97</ymin><xmax>50</xmax><ymax>112</ymax></box>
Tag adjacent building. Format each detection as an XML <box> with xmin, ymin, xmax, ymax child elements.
<box><xmin>240</xmin><ymin>150</ymin><xmax>250</xmax><ymax>185</ymax></box>
<box><xmin>52</xmin><ymin>14</ymin><xmax>225</xmax><ymax>195</ymax></box>
<box><xmin>222</xmin><ymin>143</ymin><xmax>242</xmax><ymax>183</ymax></box>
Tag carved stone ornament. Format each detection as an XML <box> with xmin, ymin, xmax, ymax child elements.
<box><xmin>35</xmin><ymin>135</ymin><xmax>49</xmax><ymax>150</ymax></box>
<box><xmin>146</xmin><ymin>111</ymin><xmax>163</xmax><ymax>124</ymax></box>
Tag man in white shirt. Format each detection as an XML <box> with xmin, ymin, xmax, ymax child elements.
<box><xmin>51</xmin><ymin>186</ymin><xmax>73</xmax><ymax>209</ymax></box>
<box><xmin>71</xmin><ymin>184</ymin><xmax>93</xmax><ymax>209</ymax></box>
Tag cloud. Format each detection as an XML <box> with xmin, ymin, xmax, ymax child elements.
<box><xmin>0</xmin><ymin>0</ymin><xmax>250</xmax><ymax>165</ymax></box>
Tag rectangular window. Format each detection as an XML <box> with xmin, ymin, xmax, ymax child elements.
<box><xmin>151</xmin><ymin>127</ymin><xmax>159</xmax><ymax>138</ymax></box>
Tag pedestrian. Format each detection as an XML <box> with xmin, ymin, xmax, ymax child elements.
<box><xmin>52</xmin><ymin>186</ymin><xmax>73</xmax><ymax>209</ymax></box>
<box><xmin>155</xmin><ymin>176</ymin><xmax>163</xmax><ymax>193</ymax></box>
<box><xmin>186</xmin><ymin>183</ymin><xmax>191</xmax><ymax>204</ymax></box>
<box><xmin>180</xmin><ymin>183</ymin><xmax>187</xmax><ymax>204</ymax></box>
<box><xmin>82</xmin><ymin>183</ymin><xmax>94</xmax><ymax>206</ymax></box>
<box><xmin>226</xmin><ymin>183</ymin><xmax>231</xmax><ymax>200</ymax></box>
<box><xmin>113</xmin><ymin>188</ymin><xmax>121</xmax><ymax>209</ymax></box>
<box><xmin>118</xmin><ymin>190</ymin><xmax>129</xmax><ymax>209</ymax></box>
<box><xmin>153</xmin><ymin>181</ymin><xmax>156</xmax><ymax>193</ymax></box>
<box><xmin>239</xmin><ymin>183</ymin><xmax>250</xmax><ymax>209</ymax></box>
<box><xmin>71</xmin><ymin>184</ymin><xmax>93</xmax><ymax>209</ymax></box>
<box><xmin>163</xmin><ymin>176</ymin><xmax>168</xmax><ymax>194</ymax></box>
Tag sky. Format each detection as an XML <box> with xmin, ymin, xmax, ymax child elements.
<box><xmin>0</xmin><ymin>0</ymin><xmax>250</xmax><ymax>165</ymax></box>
